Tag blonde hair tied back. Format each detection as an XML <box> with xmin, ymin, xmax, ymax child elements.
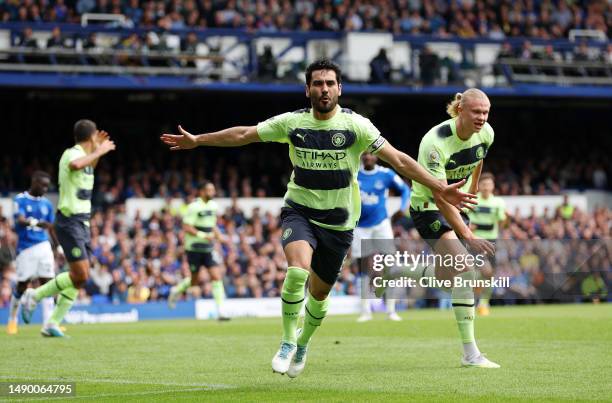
<box><xmin>446</xmin><ymin>92</ymin><xmax>463</xmax><ymax>118</ymax></box>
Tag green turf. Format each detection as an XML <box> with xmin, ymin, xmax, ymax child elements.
<box><xmin>1</xmin><ymin>304</ymin><xmax>611</xmax><ymax>402</ymax></box>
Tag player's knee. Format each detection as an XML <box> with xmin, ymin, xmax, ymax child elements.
<box><xmin>282</xmin><ymin>267</ymin><xmax>309</xmax><ymax>294</ymax></box>
<box><xmin>70</xmin><ymin>269</ymin><xmax>89</xmax><ymax>288</ymax></box>
<box><xmin>286</xmin><ymin>257</ymin><xmax>311</xmax><ymax>271</ymax></box>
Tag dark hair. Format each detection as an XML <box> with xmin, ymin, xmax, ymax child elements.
<box><xmin>32</xmin><ymin>170</ymin><xmax>50</xmax><ymax>181</ymax></box>
<box><xmin>305</xmin><ymin>58</ymin><xmax>342</xmax><ymax>86</ymax></box>
<box><xmin>479</xmin><ymin>172</ymin><xmax>495</xmax><ymax>182</ymax></box>
<box><xmin>73</xmin><ymin>119</ymin><xmax>97</xmax><ymax>143</ymax></box>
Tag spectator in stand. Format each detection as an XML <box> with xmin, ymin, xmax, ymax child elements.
<box><xmin>419</xmin><ymin>45</ymin><xmax>439</xmax><ymax>85</ymax></box>
<box><xmin>369</xmin><ymin>48</ymin><xmax>392</xmax><ymax>84</ymax></box>
<box><xmin>180</xmin><ymin>32</ymin><xmax>200</xmax><ymax>68</ymax></box>
<box><xmin>257</xmin><ymin>45</ymin><xmax>278</xmax><ymax>81</ymax></box>
<box><xmin>535</xmin><ymin>44</ymin><xmax>562</xmax><ymax>76</ymax></box>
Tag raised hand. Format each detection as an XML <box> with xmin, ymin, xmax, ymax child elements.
<box><xmin>465</xmin><ymin>237</ymin><xmax>496</xmax><ymax>257</ymax></box>
<box><xmin>95</xmin><ymin>130</ymin><xmax>109</xmax><ymax>145</ymax></box>
<box><xmin>98</xmin><ymin>139</ymin><xmax>116</xmax><ymax>155</ymax></box>
<box><xmin>160</xmin><ymin>125</ymin><xmax>198</xmax><ymax>150</ymax></box>
<box><xmin>440</xmin><ymin>179</ymin><xmax>477</xmax><ymax>210</ymax></box>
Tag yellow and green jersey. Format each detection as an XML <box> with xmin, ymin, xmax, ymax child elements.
<box><xmin>257</xmin><ymin>105</ymin><xmax>386</xmax><ymax>231</ymax></box>
<box><xmin>183</xmin><ymin>198</ymin><xmax>218</xmax><ymax>252</ymax></box>
<box><xmin>410</xmin><ymin>118</ymin><xmax>494</xmax><ymax>212</ymax></box>
<box><xmin>468</xmin><ymin>193</ymin><xmax>506</xmax><ymax>240</ymax></box>
<box><xmin>57</xmin><ymin>144</ymin><xmax>94</xmax><ymax>218</ymax></box>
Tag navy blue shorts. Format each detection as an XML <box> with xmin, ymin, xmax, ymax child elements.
<box><xmin>410</xmin><ymin>208</ymin><xmax>470</xmax><ymax>247</ymax></box>
<box><xmin>280</xmin><ymin>207</ymin><xmax>353</xmax><ymax>285</ymax></box>
<box><xmin>186</xmin><ymin>251</ymin><xmax>217</xmax><ymax>272</ymax></box>
<box><xmin>55</xmin><ymin>211</ymin><xmax>92</xmax><ymax>263</ymax></box>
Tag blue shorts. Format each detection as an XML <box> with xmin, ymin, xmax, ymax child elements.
<box><xmin>280</xmin><ymin>207</ymin><xmax>353</xmax><ymax>285</ymax></box>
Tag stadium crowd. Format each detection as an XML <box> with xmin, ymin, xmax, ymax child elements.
<box><xmin>0</xmin><ymin>195</ymin><xmax>609</xmax><ymax>308</ymax></box>
<box><xmin>1</xmin><ymin>149</ymin><xmax>610</xmax><ymax>199</ymax></box>
<box><xmin>2</xmin><ymin>0</ymin><xmax>610</xmax><ymax>39</ymax></box>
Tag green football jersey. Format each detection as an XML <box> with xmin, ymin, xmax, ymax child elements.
<box><xmin>57</xmin><ymin>145</ymin><xmax>95</xmax><ymax>217</ymax></box>
<box><xmin>257</xmin><ymin>105</ymin><xmax>386</xmax><ymax>231</ymax></box>
<box><xmin>468</xmin><ymin>193</ymin><xmax>506</xmax><ymax>240</ymax></box>
<box><xmin>183</xmin><ymin>198</ymin><xmax>218</xmax><ymax>252</ymax></box>
<box><xmin>410</xmin><ymin>118</ymin><xmax>494</xmax><ymax>212</ymax></box>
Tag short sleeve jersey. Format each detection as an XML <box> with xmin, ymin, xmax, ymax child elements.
<box><xmin>183</xmin><ymin>198</ymin><xmax>218</xmax><ymax>252</ymax></box>
<box><xmin>13</xmin><ymin>192</ymin><xmax>54</xmax><ymax>253</ymax></box>
<box><xmin>257</xmin><ymin>105</ymin><xmax>386</xmax><ymax>231</ymax></box>
<box><xmin>57</xmin><ymin>144</ymin><xmax>95</xmax><ymax>217</ymax></box>
<box><xmin>468</xmin><ymin>193</ymin><xmax>506</xmax><ymax>240</ymax></box>
<box><xmin>410</xmin><ymin>118</ymin><xmax>494</xmax><ymax>212</ymax></box>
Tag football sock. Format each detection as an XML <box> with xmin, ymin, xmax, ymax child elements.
<box><xmin>34</xmin><ymin>272</ymin><xmax>74</xmax><ymax>302</ymax></box>
<box><xmin>48</xmin><ymin>286</ymin><xmax>79</xmax><ymax>326</ymax></box>
<box><xmin>386</xmin><ymin>298</ymin><xmax>397</xmax><ymax>314</ymax></box>
<box><xmin>297</xmin><ymin>292</ymin><xmax>330</xmax><ymax>347</ymax></box>
<box><xmin>41</xmin><ymin>297</ymin><xmax>55</xmax><ymax>324</ymax></box>
<box><xmin>211</xmin><ymin>280</ymin><xmax>226</xmax><ymax>316</ymax></box>
<box><xmin>9</xmin><ymin>289</ymin><xmax>21</xmax><ymax>321</ymax></box>
<box><xmin>452</xmin><ymin>271</ymin><xmax>480</xmax><ymax>359</ymax></box>
<box><xmin>478</xmin><ymin>271</ymin><xmax>492</xmax><ymax>307</ymax></box>
<box><xmin>281</xmin><ymin>266</ymin><xmax>309</xmax><ymax>344</ymax></box>
<box><xmin>175</xmin><ymin>277</ymin><xmax>192</xmax><ymax>293</ymax></box>
<box><xmin>360</xmin><ymin>275</ymin><xmax>372</xmax><ymax>315</ymax></box>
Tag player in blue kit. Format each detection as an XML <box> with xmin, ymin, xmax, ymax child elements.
<box><xmin>353</xmin><ymin>152</ymin><xmax>410</xmax><ymax>322</ymax></box>
<box><xmin>7</xmin><ymin>171</ymin><xmax>59</xmax><ymax>335</ymax></box>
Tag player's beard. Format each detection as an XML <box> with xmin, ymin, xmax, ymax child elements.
<box><xmin>311</xmin><ymin>94</ymin><xmax>337</xmax><ymax>114</ymax></box>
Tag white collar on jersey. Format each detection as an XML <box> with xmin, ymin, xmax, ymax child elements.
<box><xmin>22</xmin><ymin>191</ymin><xmax>43</xmax><ymax>200</ymax></box>
<box><xmin>359</xmin><ymin>164</ymin><xmax>380</xmax><ymax>175</ymax></box>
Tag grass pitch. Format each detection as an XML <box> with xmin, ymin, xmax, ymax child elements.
<box><xmin>1</xmin><ymin>304</ymin><xmax>611</xmax><ymax>402</ymax></box>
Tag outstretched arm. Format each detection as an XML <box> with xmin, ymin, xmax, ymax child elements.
<box><xmin>160</xmin><ymin>125</ymin><xmax>261</xmax><ymax>150</ymax></box>
<box><xmin>376</xmin><ymin>142</ymin><xmax>476</xmax><ymax>209</ymax></box>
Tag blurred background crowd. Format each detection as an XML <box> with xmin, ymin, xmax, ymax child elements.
<box><xmin>2</xmin><ymin>0</ymin><xmax>610</xmax><ymax>38</ymax></box>
<box><xmin>1</xmin><ymin>196</ymin><xmax>609</xmax><ymax>308</ymax></box>
<box><xmin>0</xmin><ymin>144</ymin><xmax>610</xmax><ymax>200</ymax></box>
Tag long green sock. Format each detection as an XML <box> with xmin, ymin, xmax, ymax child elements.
<box><xmin>34</xmin><ymin>272</ymin><xmax>74</xmax><ymax>302</ymax></box>
<box><xmin>48</xmin><ymin>286</ymin><xmax>79</xmax><ymax>325</ymax></box>
<box><xmin>478</xmin><ymin>271</ymin><xmax>492</xmax><ymax>307</ymax></box>
<box><xmin>175</xmin><ymin>277</ymin><xmax>192</xmax><ymax>293</ymax></box>
<box><xmin>452</xmin><ymin>271</ymin><xmax>476</xmax><ymax>343</ymax></box>
<box><xmin>281</xmin><ymin>267</ymin><xmax>309</xmax><ymax>344</ymax></box>
<box><xmin>297</xmin><ymin>292</ymin><xmax>329</xmax><ymax>347</ymax></box>
<box><xmin>212</xmin><ymin>280</ymin><xmax>226</xmax><ymax>315</ymax></box>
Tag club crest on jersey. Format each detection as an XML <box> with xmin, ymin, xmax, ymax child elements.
<box><xmin>282</xmin><ymin>228</ymin><xmax>293</xmax><ymax>240</ymax></box>
<box><xmin>476</xmin><ymin>146</ymin><xmax>484</xmax><ymax>159</ymax></box>
<box><xmin>375</xmin><ymin>180</ymin><xmax>384</xmax><ymax>190</ymax></box>
<box><xmin>430</xmin><ymin>220</ymin><xmax>441</xmax><ymax>232</ymax></box>
<box><xmin>428</xmin><ymin>150</ymin><xmax>440</xmax><ymax>163</ymax></box>
<box><xmin>331</xmin><ymin>133</ymin><xmax>346</xmax><ymax>147</ymax></box>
